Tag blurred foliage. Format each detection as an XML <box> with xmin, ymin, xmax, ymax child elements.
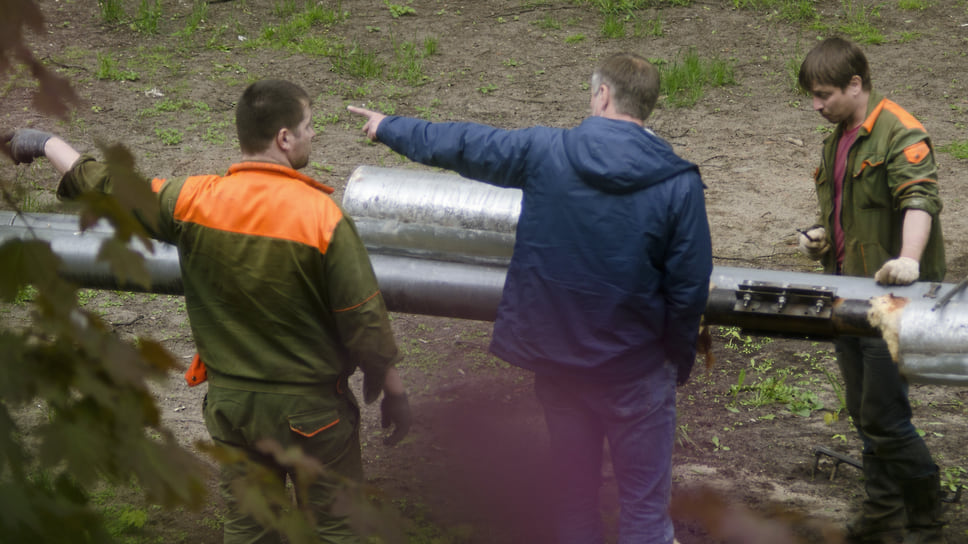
<box><xmin>0</xmin><ymin>3</ymin><xmax>407</xmax><ymax>542</ymax></box>
<box><xmin>0</xmin><ymin>0</ymin><xmax>79</xmax><ymax>119</ymax></box>
<box><xmin>0</xmin><ymin>1</ymin><xmax>207</xmax><ymax>540</ymax></box>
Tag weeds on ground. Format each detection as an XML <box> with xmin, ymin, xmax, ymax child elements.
<box><xmin>98</xmin><ymin>0</ymin><xmax>125</xmax><ymax>23</ymax></box>
<box><xmin>658</xmin><ymin>48</ymin><xmax>736</xmax><ymax>108</ymax></box>
<box><xmin>939</xmin><ymin>140</ymin><xmax>968</xmax><ymax>159</ymax></box>
<box><xmin>95</xmin><ymin>53</ymin><xmax>139</xmax><ymax>82</ymax></box>
<box><xmin>385</xmin><ymin>0</ymin><xmax>417</xmax><ymax>18</ymax></box>
<box><xmin>898</xmin><ymin>0</ymin><xmax>927</xmax><ymax>10</ymax></box>
<box><xmin>133</xmin><ymin>0</ymin><xmax>162</xmax><ymax>34</ymax></box>
<box><xmin>813</xmin><ymin>0</ymin><xmax>884</xmax><ymax>44</ymax></box>
<box><xmin>719</xmin><ymin>328</ymin><xmax>833</xmax><ymax>419</ymax></box>
<box><xmin>732</xmin><ymin>0</ymin><xmax>818</xmax><ymax>22</ymax></box>
<box><xmin>176</xmin><ymin>0</ymin><xmax>209</xmax><ymax>38</ymax></box>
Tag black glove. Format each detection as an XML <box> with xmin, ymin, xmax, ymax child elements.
<box><xmin>380</xmin><ymin>392</ymin><xmax>411</xmax><ymax>446</ymax></box>
<box><xmin>3</xmin><ymin>129</ymin><xmax>53</xmax><ymax>164</ymax></box>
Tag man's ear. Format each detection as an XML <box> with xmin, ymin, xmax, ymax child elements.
<box><xmin>847</xmin><ymin>75</ymin><xmax>863</xmax><ymax>96</ymax></box>
<box><xmin>598</xmin><ymin>84</ymin><xmax>611</xmax><ymax>107</ymax></box>
<box><xmin>276</xmin><ymin>127</ymin><xmax>293</xmax><ymax>152</ymax></box>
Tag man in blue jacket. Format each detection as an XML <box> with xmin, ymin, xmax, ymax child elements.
<box><xmin>349</xmin><ymin>52</ymin><xmax>712</xmax><ymax>544</ymax></box>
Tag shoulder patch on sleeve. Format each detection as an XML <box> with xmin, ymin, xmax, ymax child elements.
<box><xmin>903</xmin><ymin>141</ymin><xmax>930</xmax><ymax>164</ymax></box>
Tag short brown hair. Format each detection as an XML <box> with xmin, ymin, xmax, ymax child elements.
<box><xmin>236</xmin><ymin>80</ymin><xmax>311</xmax><ymax>154</ymax></box>
<box><xmin>591</xmin><ymin>52</ymin><xmax>660</xmax><ymax>121</ymax></box>
<box><xmin>798</xmin><ymin>37</ymin><xmax>872</xmax><ymax>93</ymax></box>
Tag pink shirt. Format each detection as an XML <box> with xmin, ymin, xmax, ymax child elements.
<box><xmin>832</xmin><ymin>124</ymin><xmax>860</xmax><ymax>269</ymax></box>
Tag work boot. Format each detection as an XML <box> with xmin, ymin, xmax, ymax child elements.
<box><xmin>846</xmin><ymin>454</ymin><xmax>906</xmax><ymax>543</ymax></box>
<box><xmin>901</xmin><ymin>470</ymin><xmax>946</xmax><ymax>544</ymax></box>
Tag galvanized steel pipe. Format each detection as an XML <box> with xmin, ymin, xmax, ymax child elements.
<box><xmin>3</xmin><ymin>165</ymin><xmax>968</xmax><ymax>383</ymax></box>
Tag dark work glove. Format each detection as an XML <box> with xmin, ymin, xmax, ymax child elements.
<box><xmin>3</xmin><ymin>129</ymin><xmax>53</xmax><ymax>164</ymax></box>
<box><xmin>380</xmin><ymin>392</ymin><xmax>411</xmax><ymax>446</ymax></box>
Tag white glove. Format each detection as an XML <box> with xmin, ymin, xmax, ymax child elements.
<box><xmin>874</xmin><ymin>257</ymin><xmax>920</xmax><ymax>286</ymax></box>
<box><xmin>797</xmin><ymin>225</ymin><xmax>829</xmax><ymax>260</ymax></box>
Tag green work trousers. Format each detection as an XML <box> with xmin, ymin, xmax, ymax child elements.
<box><xmin>203</xmin><ymin>381</ymin><xmax>363</xmax><ymax>544</ymax></box>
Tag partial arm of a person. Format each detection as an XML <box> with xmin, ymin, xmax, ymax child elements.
<box><xmin>45</xmin><ymin>137</ymin><xmax>81</xmax><ymax>175</ymax></box>
<box><xmin>326</xmin><ymin>216</ymin><xmax>411</xmax><ymax>445</ymax></box>
<box><xmin>874</xmin><ymin>209</ymin><xmax>931</xmax><ymax>285</ymax></box>
<box><xmin>874</xmin><ymin>129</ymin><xmax>941</xmax><ymax>285</ymax></box>
<box><xmin>3</xmin><ymin>129</ymin><xmax>81</xmax><ymax>174</ymax></box>
<box><xmin>347</xmin><ymin>105</ymin><xmax>536</xmax><ymax>189</ymax></box>
<box><xmin>4</xmin><ymin>129</ymin><xmax>178</xmax><ymax>243</ymax></box>
<box><xmin>661</xmin><ymin>172</ymin><xmax>714</xmax><ymax>386</ymax></box>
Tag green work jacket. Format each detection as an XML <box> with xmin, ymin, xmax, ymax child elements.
<box><xmin>813</xmin><ymin>91</ymin><xmax>946</xmax><ymax>282</ymax></box>
<box><xmin>58</xmin><ymin>158</ymin><xmax>399</xmax><ymax>397</ymax></box>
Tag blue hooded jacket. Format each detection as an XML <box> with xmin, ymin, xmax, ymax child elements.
<box><xmin>377</xmin><ymin>115</ymin><xmax>712</xmax><ymax>382</ymax></box>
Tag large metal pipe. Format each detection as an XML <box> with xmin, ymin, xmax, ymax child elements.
<box><xmin>3</xmin><ymin>166</ymin><xmax>968</xmax><ymax>383</ymax></box>
<box><xmin>343</xmin><ymin>166</ymin><xmax>518</xmax><ymax>266</ymax></box>
<box><xmin>0</xmin><ymin>210</ymin><xmax>507</xmax><ymax>318</ymax></box>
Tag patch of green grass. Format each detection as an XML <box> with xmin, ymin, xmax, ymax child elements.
<box><xmin>534</xmin><ymin>14</ymin><xmax>562</xmax><ymax>30</ymax></box>
<box><xmin>633</xmin><ymin>15</ymin><xmax>663</xmax><ymax>37</ymax></box>
<box><xmin>826</xmin><ymin>0</ymin><xmax>884</xmax><ymax>44</ymax></box>
<box><xmin>95</xmin><ymin>53</ymin><xmax>139</xmax><ymax>82</ymax></box>
<box><xmin>176</xmin><ymin>0</ymin><xmax>208</xmax><ymax>38</ymax></box>
<box><xmin>13</xmin><ymin>285</ymin><xmax>38</xmax><ymax>306</ymax></box>
<box><xmin>938</xmin><ymin>140</ymin><xmax>968</xmax><ymax>159</ymax></box>
<box><xmin>98</xmin><ymin>0</ymin><xmax>125</xmax><ymax>23</ymax></box>
<box><xmin>273</xmin><ymin>0</ymin><xmax>300</xmax><ymax>17</ymax></box>
<box><xmin>732</xmin><ymin>0</ymin><xmax>817</xmax><ymax>21</ymax></box>
<box><xmin>478</xmin><ymin>82</ymin><xmax>498</xmax><ymax>95</ymax></box>
<box><xmin>132</xmin><ymin>0</ymin><xmax>162</xmax><ymax>34</ymax></box>
<box><xmin>205</xmin><ymin>24</ymin><xmax>232</xmax><ymax>52</ymax></box>
<box><xmin>155</xmin><ymin>128</ymin><xmax>183</xmax><ymax>146</ymax></box>
<box><xmin>898</xmin><ymin>0</ymin><xmax>927</xmax><ymax>10</ymax></box>
<box><xmin>601</xmin><ymin>13</ymin><xmax>626</xmax><ymax>38</ymax></box>
<box><xmin>130</xmin><ymin>47</ymin><xmax>182</xmax><ymax>80</ymax></box>
<box><xmin>332</xmin><ymin>42</ymin><xmax>385</xmax><ymax>78</ymax></box>
<box><xmin>897</xmin><ymin>30</ymin><xmax>921</xmax><ymax>43</ymax></box>
<box><xmin>423</xmin><ymin>36</ymin><xmax>439</xmax><ymax>57</ymax></box>
<box><xmin>941</xmin><ymin>465</ymin><xmax>967</xmax><ymax>494</ymax></box>
<box><xmin>659</xmin><ymin>48</ymin><xmax>736</xmax><ymax>108</ymax></box>
<box><xmin>786</xmin><ymin>45</ymin><xmax>807</xmax><ymax>94</ymax></box>
<box><xmin>202</xmin><ymin>119</ymin><xmax>233</xmax><ymax>145</ymax></box>
<box><xmin>574</xmin><ymin>0</ymin><xmax>650</xmax><ymax>12</ymax></box>
<box><xmin>564</xmin><ymin>33</ymin><xmax>586</xmax><ymax>44</ymax></box>
<box><xmin>385</xmin><ymin>0</ymin><xmax>416</xmax><ymax>17</ymax></box>
<box><xmin>390</xmin><ymin>39</ymin><xmax>429</xmax><ymax>86</ymax></box>
<box><xmin>258</xmin><ymin>4</ymin><xmax>345</xmax><ymax>56</ymax></box>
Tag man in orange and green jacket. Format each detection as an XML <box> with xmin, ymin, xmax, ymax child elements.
<box><xmin>4</xmin><ymin>79</ymin><xmax>410</xmax><ymax>544</ymax></box>
<box><xmin>797</xmin><ymin>38</ymin><xmax>946</xmax><ymax>544</ymax></box>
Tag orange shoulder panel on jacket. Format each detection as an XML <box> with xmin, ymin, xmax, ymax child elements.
<box><xmin>882</xmin><ymin>99</ymin><xmax>926</xmax><ymax>131</ymax></box>
<box><xmin>862</xmin><ymin>98</ymin><xmax>926</xmax><ymax>137</ymax></box>
<box><xmin>903</xmin><ymin>141</ymin><xmax>930</xmax><ymax>164</ymax></box>
<box><xmin>172</xmin><ymin>166</ymin><xmax>342</xmax><ymax>253</ymax></box>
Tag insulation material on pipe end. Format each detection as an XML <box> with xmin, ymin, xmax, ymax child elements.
<box><xmin>866</xmin><ymin>294</ymin><xmax>909</xmax><ymax>363</ymax></box>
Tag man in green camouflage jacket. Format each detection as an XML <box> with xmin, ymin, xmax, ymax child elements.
<box><xmin>4</xmin><ymin>79</ymin><xmax>411</xmax><ymax>544</ymax></box>
<box><xmin>797</xmin><ymin>38</ymin><xmax>946</xmax><ymax>544</ymax></box>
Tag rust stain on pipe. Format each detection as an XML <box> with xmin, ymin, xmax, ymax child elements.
<box><xmin>867</xmin><ymin>294</ymin><xmax>910</xmax><ymax>362</ymax></box>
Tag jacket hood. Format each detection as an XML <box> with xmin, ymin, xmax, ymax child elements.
<box><xmin>563</xmin><ymin>116</ymin><xmax>697</xmax><ymax>194</ymax></box>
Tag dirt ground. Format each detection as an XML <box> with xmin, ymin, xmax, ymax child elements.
<box><xmin>3</xmin><ymin>0</ymin><xmax>968</xmax><ymax>542</ymax></box>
